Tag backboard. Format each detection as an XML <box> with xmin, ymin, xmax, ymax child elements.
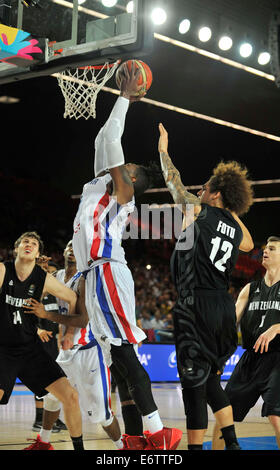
<box><xmin>0</xmin><ymin>0</ymin><xmax>153</xmax><ymax>84</ymax></box>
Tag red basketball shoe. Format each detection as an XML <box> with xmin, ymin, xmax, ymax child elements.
<box><xmin>121</xmin><ymin>434</ymin><xmax>147</xmax><ymax>450</ymax></box>
<box><xmin>144</xmin><ymin>427</ymin><xmax>183</xmax><ymax>450</ymax></box>
<box><xmin>23</xmin><ymin>434</ymin><xmax>54</xmax><ymax>450</ymax></box>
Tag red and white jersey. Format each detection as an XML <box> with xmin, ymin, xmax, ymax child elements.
<box><xmin>55</xmin><ymin>269</ymin><xmax>97</xmax><ymax>358</ymax></box>
<box><xmin>73</xmin><ymin>174</ymin><xmax>135</xmax><ymax>272</ymax></box>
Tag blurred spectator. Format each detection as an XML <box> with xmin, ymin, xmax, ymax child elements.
<box><xmin>140</xmin><ymin>308</ymin><xmax>155</xmax><ymax>330</ymax></box>
<box><xmin>154</xmin><ymin>313</ymin><xmax>174</xmax><ymax>343</ymax></box>
<box><xmin>149</xmin><ymin>309</ymin><xmax>166</xmax><ymax>330</ymax></box>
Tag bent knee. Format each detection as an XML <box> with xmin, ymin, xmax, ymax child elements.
<box><xmin>44</xmin><ymin>393</ymin><xmax>61</xmax><ymax>412</ymax></box>
<box><xmin>61</xmin><ymin>386</ymin><xmax>79</xmax><ymax>408</ymax></box>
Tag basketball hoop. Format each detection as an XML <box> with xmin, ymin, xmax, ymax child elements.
<box><xmin>56</xmin><ymin>60</ymin><xmax>120</xmax><ymax>120</ymax></box>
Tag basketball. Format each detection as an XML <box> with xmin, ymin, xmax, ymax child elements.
<box><xmin>115</xmin><ymin>59</ymin><xmax>153</xmax><ymax>96</ymax></box>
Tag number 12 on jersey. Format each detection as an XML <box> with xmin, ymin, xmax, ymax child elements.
<box><xmin>210</xmin><ymin>236</ymin><xmax>233</xmax><ymax>272</ymax></box>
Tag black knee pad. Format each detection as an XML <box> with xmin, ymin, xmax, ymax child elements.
<box><xmin>206</xmin><ymin>373</ymin><xmax>230</xmax><ymax>413</ymax></box>
<box><xmin>174</xmin><ymin>309</ymin><xmax>211</xmax><ymax>389</ymax></box>
<box><xmin>110</xmin><ymin>364</ymin><xmax>132</xmax><ymax>402</ymax></box>
<box><xmin>182</xmin><ymin>385</ymin><xmax>208</xmax><ymax>430</ymax></box>
<box><xmin>110</xmin><ymin>344</ymin><xmax>157</xmax><ymax>416</ymax></box>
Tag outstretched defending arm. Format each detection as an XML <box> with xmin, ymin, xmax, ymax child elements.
<box><xmin>158</xmin><ymin>123</ymin><xmax>201</xmax><ymax>216</ymax></box>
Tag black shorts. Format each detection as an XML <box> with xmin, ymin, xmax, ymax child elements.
<box><xmin>0</xmin><ymin>340</ymin><xmax>66</xmax><ymax>404</ymax></box>
<box><xmin>41</xmin><ymin>338</ymin><xmax>59</xmax><ymax>361</ymax></box>
<box><xmin>225</xmin><ymin>350</ymin><xmax>280</xmax><ymax>421</ymax></box>
<box><xmin>173</xmin><ymin>290</ymin><xmax>238</xmax><ymax>387</ymax></box>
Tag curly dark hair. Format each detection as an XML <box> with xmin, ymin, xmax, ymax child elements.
<box><xmin>209</xmin><ymin>161</ymin><xmax>254</xmax><ymax>216</ymax></box>
<box><xmin>133</xmin><ymin>161</ymin><xmax>165</xmax><ymax>197</ymax></box>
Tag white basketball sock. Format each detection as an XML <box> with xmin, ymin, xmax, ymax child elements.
<box><xmin>40</xmin><ymin>428</ymin><xmax>52</xmax><ymax>443</ymax></box>
<box><xmin>143</xmin><ymin>410</ymin><xmax>163</xmax><ymax>434</ymax></box>
<box><xmin>114</xmin><ymin>437</ymin><xmax>124</xmax><ymax>449</ymax></box>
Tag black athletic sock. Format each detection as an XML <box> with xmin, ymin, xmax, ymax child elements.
<box><xmin>220</xmin><ymin>425</ymin><xmax>238</xmax><ymax>448</ymax></box>
<box><xmin>188</xmin><ymin>444</ymin><xmax>203</xmax><ymax>450</ymax></box>
<box><xmin>121</xmin><ymin>404</ymin><xmax>143</xmax><ymax>436</ymax></box>
<box><xmin>35</xmin><ymin>407</ymin><xmax>43</xmax><ymax>423</ymax></box>
<box><xmin>71</xmin><ymin>435</ymin><xmax>84</xmax><ymax>451</ymax></box>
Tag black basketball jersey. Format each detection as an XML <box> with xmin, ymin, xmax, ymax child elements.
<box><xmin>240</xmin><ymin>279</ymin><xmax>280</xmax><ymax>352</ymax></box>
<box><xmin>0</xmin><ymin>261</ymin><xmax>46</xmax><ymax>351</ymax></box>
<box><xmin>171</xmin><ymin>204</ymin><xmax>243</xmax><ymax>294</ymax></box>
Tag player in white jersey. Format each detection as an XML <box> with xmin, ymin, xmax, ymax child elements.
<box><xmin>32</xmin><ymin>241</ymin><xmax>124</xmax><ymax>450</ymax></box>
<box><xmin>73</xmin><ymin>172</ymin><xmax>143</xmax><ymax>355</ymax></box>
<box><xmin>26</xmin><ymin>64</ymin><xmax>182</xmax><ymax>450</ymax></box>
<box><xmin>71</xmin><ymin>63</ymin><xmax>182</xmax><ymax>451</ymax></box>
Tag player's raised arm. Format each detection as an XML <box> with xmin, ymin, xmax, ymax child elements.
<box><xmin>94</xmin><ymin>63</ymin><xmax>144</xmax><ymax>205</ymax></box>
<box><xmin>94</xmin><ymin>62</ymin><xmax>140</xmax><ymax>176</ymax></box>
<box><xmin>158</xmin><ymin>123</ymin><xmax>201</xmax><ymax>213</ymax></box>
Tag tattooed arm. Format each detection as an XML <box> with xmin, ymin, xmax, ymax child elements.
<box><xmin>158</xmin><ymin>123</ymin><xmax>201</xmax><ymax>214</ymax></box>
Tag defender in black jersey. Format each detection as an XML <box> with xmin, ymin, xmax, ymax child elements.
<box><xmin>0</xmin><ymin>231</ymin><xmax>84</xmax><ymax>450</ymax></box>
<box><xmin>158</xmin><ymin>123</ymin><xmax>254</xmax><ymax>450</ymax></box>
<box><xmin>213</xmin><ymin>236</ymin><xmax>280</xmax><ymax>450</ymax></box>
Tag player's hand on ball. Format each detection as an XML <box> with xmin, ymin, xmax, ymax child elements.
<box><xmin>120</xmin><ymin>62</ymin><xmax>142</xmax><ymax>100</ymax></box>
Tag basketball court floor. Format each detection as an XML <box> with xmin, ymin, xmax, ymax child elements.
<box><xmin>0</xmin><ymin>382</ymin><xmax>277</xmax><ymax>451</ymax></box>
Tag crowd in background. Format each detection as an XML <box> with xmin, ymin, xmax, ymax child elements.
<box><xmin>0</xmin><ymin>238</ymin><xmax>266</xmax><ymax>344</ymax></box>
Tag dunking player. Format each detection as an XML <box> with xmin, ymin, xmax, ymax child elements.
<box><xmin>0</xmin><ymin>232</ymin><xmax>85</xmax><ymax>451</ymax></box>
<box><xmin>28</xmin><ymin>240</ymin><xmax>124</xmax><ymax>450</ymax></box>
<box><xmin>158</xmin><ymin>123</ymin><xmax>254</xmax><ymax>450</ymax></box>
<box><xmin>212</xmin><ymin>236</ymin><xmax>280</xmax><ymax>450</ymax></box>
<box><xmin>71</xmin><ymin>63</ymin><xmax>182</xmax><ymax>450</ymax></box>
<box><xmin>25</xmin><ymin>65</ymin><xmax>182</xmax><ymax>450</ymax></box>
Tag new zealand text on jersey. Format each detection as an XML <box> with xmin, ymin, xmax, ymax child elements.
<box><xmin>248</xmin><ymin>300</ymin><xmax>280</xmax><ymax>311</ymax></box>
<box><xmin>5</xmin><ymin>294</ymin><xmax>28</xmax><ymax>307</ymax></box>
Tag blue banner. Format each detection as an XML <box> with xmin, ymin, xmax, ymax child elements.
<box><xmin>137</xmin><ymin>343</ymin><xmax>245</xmax><ymax>382</ymax></box>
<box><xmin>16</xmin><ymin>344</ymin><xmax>244</xmax><ymax>384</ymax></box>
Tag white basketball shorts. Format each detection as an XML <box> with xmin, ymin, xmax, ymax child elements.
<box><xmin>57</xmin><ymin>345</ymin><xmax>112</xmax><ymax>424</ymax></box>
<box><xmin>84</xmin><ymin>261</ymin><xmax>146</xmax><ymax>365</ymax></box>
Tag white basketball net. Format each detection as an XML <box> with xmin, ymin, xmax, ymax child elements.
<box><xmin>56</xmin><ymin>60</ymin><xmax>120</xmax><ymax>120</ymax></box>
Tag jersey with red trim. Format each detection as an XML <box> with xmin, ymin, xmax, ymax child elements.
<box><xmin>55</xmin><ymin>269</ymin><xmax>97</xmax><ymax>354</ymax></box>
<box><xmin>72</xmin><ymin>174</ymin><xmax>135</xmax><ymax>272</ymax></box>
